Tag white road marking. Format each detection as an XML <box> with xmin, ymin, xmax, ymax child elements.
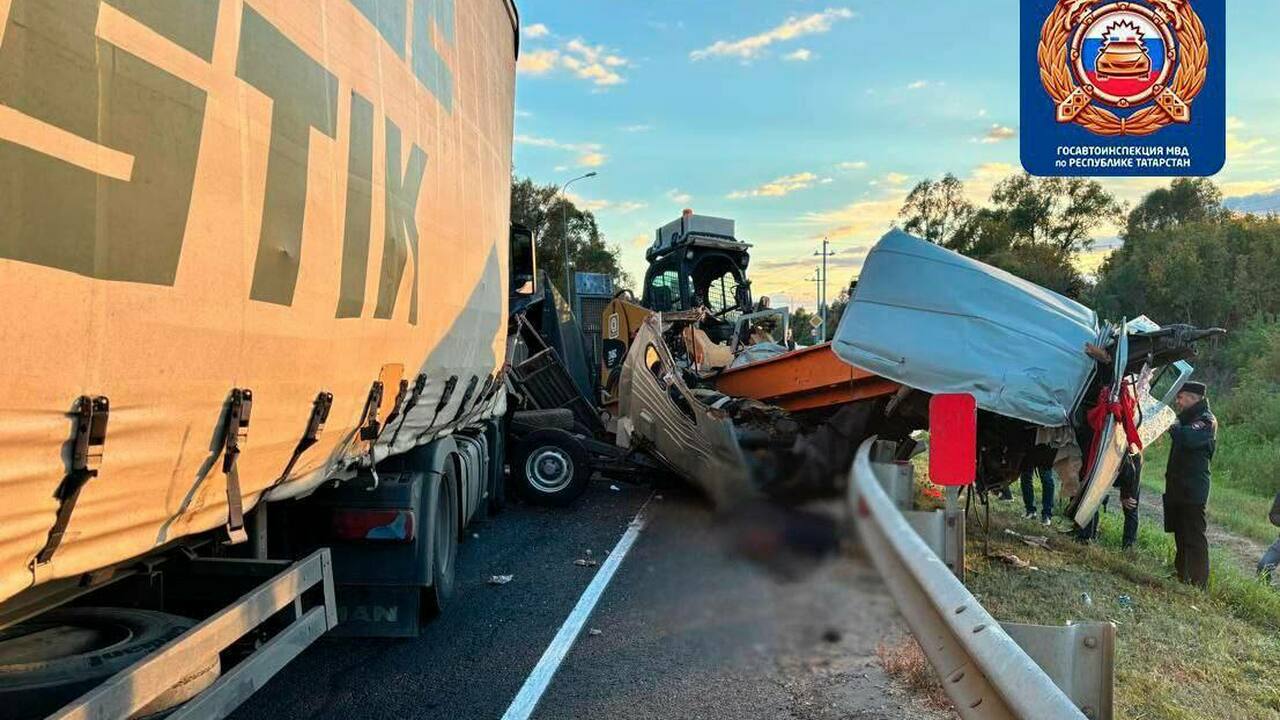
<box><xmin>500</xmin><ymin>500</ymin><xmax>651</xmax><ymax>720</ymax></box>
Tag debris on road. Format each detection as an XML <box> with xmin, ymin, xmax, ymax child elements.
<box><xmin>989</xmin><ymin>552</ymin><xmax>1037</xmax><ymax>570</ymax></box>
<box><xmin>487</xmin><ymin>574</ymin><xmax>514</xmax><ymax>585</ymax></box>
<box><xmin>610</xmin><ymin>484</ymin><xmax>620</xmax><ymax>491</ymax></box>
<box><xmin>1003</xmin><ymin>528</ymin><xmax>1053</xmax><ymax>550</ymax></box>
<box><xmin>574</xmin><ymin>558</ymin><xmax>599</xmax><ymax>567</ymax></box>
<box><xmin>588</xmin><ymin>628</ymin><xmax>602</xmax><ymax>637</ymax></box>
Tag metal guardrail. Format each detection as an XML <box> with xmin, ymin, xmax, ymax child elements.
<box><xmin>849</xmin><ymin>439</ymin><xmax>1113</xmax><ymax>720</ymax></box>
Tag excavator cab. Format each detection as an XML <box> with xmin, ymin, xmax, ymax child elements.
<box><xmin>641</xmin><ymin>210</ymin><xmax>753</xmax><ymax>345</ymax></box>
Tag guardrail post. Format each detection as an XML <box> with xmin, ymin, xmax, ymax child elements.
<box><xmin>1002</xmin><ymin>621</ymin><xmax>1115</xmax><ymax>720</ymax></box>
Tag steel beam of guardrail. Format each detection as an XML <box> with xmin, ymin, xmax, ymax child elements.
<box><xmin>849</xmin><ymin>439</ymin><xmax>1104</xmax><ymax>720</ymax></box>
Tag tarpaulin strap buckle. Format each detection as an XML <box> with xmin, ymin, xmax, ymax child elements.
<box><xmin>276</xmin><ymin>391</ymin><xmax>333</xmax><ymax>484</ymax></box>
<box><xmin>415</xmin><ymin>375</ymin><xmax>459</xmax><ymax>444</ymax></box>
<box><xmin>388</xmin><ymin>373</ymin><xmax>428</xmax><ymax>447</ymax></box>
<box><xmin>222</xmin><ymin>388</ymin><xmax>253</xmax><ymax>544</ymax></box>
<box><xmin>358</xmin><ymin>380</ymin><xmax>385</xmax><ymax>441</ymax></box>
<box><xmin>383</xmin><ymin>378</ymin><xmax>411</xmax><ymax>427</ymax></box>
<box><xmin>34</xmin><ymin>396</ymin><xmax>109</xmax><ymax>566</ymax></box>
<box><xmin>450</xmin><ymin>375</ymin><xmax>481</xmax><ymax>424</ymax></box>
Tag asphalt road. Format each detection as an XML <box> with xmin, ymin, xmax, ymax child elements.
<box><xmin>234</xmin><ymin>480</ymin><xmax>946</xmax><ymax>720</ymax></box>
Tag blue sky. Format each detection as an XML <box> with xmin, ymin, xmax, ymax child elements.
<box><xmin>512</xmin><ymin>1</ymin><xmax>1280</xmax><ymax>309</ymax></box>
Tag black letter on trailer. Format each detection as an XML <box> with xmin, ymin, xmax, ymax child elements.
<box><xmin>237</xmin><ymin>5</ymin><xmax>338</xmax><ymax>307</ymax></box>
<box><xmin>373</xmin><ymin>119</ymin><xmax>426</xmax><ymax>325</ymax></box>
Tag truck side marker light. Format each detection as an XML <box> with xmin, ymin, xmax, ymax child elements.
<box><xmin>222</xmin><ymin>388</ymin><xmax>253</xmax><ymax>544</ymax></box>
<box><xmin>33</xmin><ymin>395</ymin><xmax>109</xmax><ymax>565</ymax></box>
<box><xmin>331</xmin><ymin>509</ymin><xmax>415</xmax><ymax>542</ymax></box>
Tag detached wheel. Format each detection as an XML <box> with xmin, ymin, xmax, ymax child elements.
<box><xmin>512</xmin><ymin>429</ymin><xmax>590</xmax><ymax>506</ymax></box>
<box><xmin>423</xmin><ymin>465</ymin><xmax>459</xmax><ymax>617</ymax></box>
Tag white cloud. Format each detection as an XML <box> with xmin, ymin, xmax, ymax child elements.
<box><xmin>616</xmin><ymin>201</ymin><xmax>648</xmax><ymax>214</ymax></box>
<box><xmin>515</xmin><ymin>134</ymin><xmax>607</xmax><ymax>168</ymax></box>
<box><xmin>868</xmin><ymin>172</ymin><xmax>909</xmax><ymax>187</ymax></box>
<box><xmin>690</xmin><ymin>8</ymin><xmax>854</xmax><ymax>62</ymax></box>
<box><xmin>630</xmin><ymin>233</ymin><xmax>651</xmax><ymax>249</ymax></box>
<box><xmin>515</xmin><ymin>109</ymin><xmax>532</xmax><ymax>118</ymax></box>
<box><xmin>907</xmin><ymin>80</ymin><xmax>930</xmax><ymax>90</ymax></box>
<box><xmin>728</xmin><ymin>172</ymin><xmax>821</xmax><ymax>199</ymax></box>
<box><xmin>517</xmin><ymin>37</ymin><xmax>630</xmax><ymax>86</ymax></box>
<box><xmin>523</xmin><ymin>23</ymin><xmax>550</xmax><ymax>39</ymax></box>
<box><xmin>784</xmin><ymin>48</ymin><xmax>813</xmax><ymax>62</ymax></box>
<box><xmin>667</xmin><ymin>188</ymin><xmax>693</xmax><ymax>204</ymax></box>
<box><xmin>836</xmin><ymin>160</ymin><xmax>868</xmax><ymax>171</ymax></box>
<box><xmin>517</xmin><ymin>49</ymin><xmax>560</xmax><ymax>76</ymax></box>
<box><xmin>977</xmin><ymin>108</ymin><xmax>989</xmax><ymax>118</ymax></box>
<box><xmin>620</xmin><ymin>124</ymin><xmax>654</xmax><ymax>133</ymax></box>
<box><xmin>979</xmin><ymin>124</ymin><xmax>1017</xmax><ymax>144</ymax></box>
<box><xmin>565</xmin><ymin>192</ymin><xmax>611</xmax><ymax>212</ymax></box>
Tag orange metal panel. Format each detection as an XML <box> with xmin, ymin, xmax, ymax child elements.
<box><xmin>713</xmin><ymin>343</ymin><xmax>899</xmax><ymax>412</ymax></box>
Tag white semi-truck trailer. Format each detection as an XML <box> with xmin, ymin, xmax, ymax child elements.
<box><xmin>0</xmin><ymin>1</ymin><xmax>520</xmax><ymax>716</ymax></box>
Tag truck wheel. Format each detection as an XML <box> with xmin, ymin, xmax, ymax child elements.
<box><xmin>0</xmin><ymin>608</ymin><xmax>219</xmax><ymax>719</ymax></box>
<box><xmin>512</xmin><ymin>429</ymin><xmax>590</xmax><ymax>506</ymax></box>
<box><xmin>423</xmin><ymin>466</ymin><xmax>459</xmax><ymax>617</ymax></box>
<box><xmin>509</xmin><ymin>408</ymin><xmax>574</xmax><ymax>434</ymax></box>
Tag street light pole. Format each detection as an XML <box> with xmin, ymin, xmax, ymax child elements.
<box><xmin>559</xmin><ymin>171</ymin><xmax>598</xmax><ymax>306</ymax></box>
<box><xmin>814</xmin><ymin>237</ymin><xmax>836</xmax><ymax>342</ymax></box>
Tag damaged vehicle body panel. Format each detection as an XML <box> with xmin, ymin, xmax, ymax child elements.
<box><xmin>832</xmin><ymin>231</ymin><xmax>1222</xmax><ymax>527</ymax></box>
<box><xmin>618</xmin><ymin>315</ymin><xmax>753</xmax><ymax>507</ymax></box>
<box><xmin>832</xmin><ymin>229</ymin><xmax>1100</xmax><ymax>430</ymax></box>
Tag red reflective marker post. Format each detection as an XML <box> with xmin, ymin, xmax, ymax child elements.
<box><xmin>929</xmin><ymin>393</ymin><xmax>976</xmax><ymax>580</ymax></box>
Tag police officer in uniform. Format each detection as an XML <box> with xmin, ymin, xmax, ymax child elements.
<box><xmin>1164</xmin><ymin>381</ymin><xmax>1217</xmax><ymax>588</ymax></box>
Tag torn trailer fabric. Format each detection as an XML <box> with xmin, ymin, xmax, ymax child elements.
<box><xmin>831</xmin><ymin>230</ymin><xmax>1100</xmax><ymax>428</ymax></box>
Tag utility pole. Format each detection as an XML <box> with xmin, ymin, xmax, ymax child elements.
<box><xmin>813</xmin><ymin>237</ymin><xmax>836</xmax><ymax>341</ymax></box>
<box><xmin>806</xmin><ymin>268</ymin><xmax>823</xmax><ymax>342</ymax></box>
<box><xmin>559</xmin><ymin>171</ymin><xmax>598</xmax><ymax>307</ymax></box>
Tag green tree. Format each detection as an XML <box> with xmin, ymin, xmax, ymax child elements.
<box><xmin>897</xmin><ymin>172</ymin><xmax>1121</xmax><ymax>298</ymax></box>
<box><xmin>898</xmin><ymin>173</ymin><xmax>975</xmax><ymax>247</ymax></box>
<box><xmin>509</xmin><ymin>176</ymin><xmax>631</xmax><ymax>292</ymax></box>
<box><xmin>1125</xmin><ymin>177</ymin><xmax>1224</xmax><ymax>236</ymax></box>
<box><xmin>1093</xmin><ymin>179</ymin><xmax>1280</xmax><ymax>330</ymax></box>
<box><xmin>789</xmin><ymin>307</ymin><xmax>817</xmax><ymax>345</ymax></box>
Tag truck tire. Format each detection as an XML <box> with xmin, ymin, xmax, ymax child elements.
<box><xmin>512</xmin><ymin>429</ymin><xmax>590</xmax><ymax>506</ymax></box>
<box><xmin>0</xmin><ymin>608</ymin><xmax>219</xmax><ymax>720</ymax></box>
<box><xmin>509</xmin><ymin>408</ymin><xmax>574</xmax><ymax>435</ymax></box>
<box><xmin>423</xmin><ymin>464</ymin><xmax>459</xmax><ymax>617</ymax></box>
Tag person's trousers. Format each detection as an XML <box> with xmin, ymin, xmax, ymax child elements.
<box><xmin>1165</xmin><ymin>500</ymin><xmax>1209</xmax><ymax>588</ymax></box>
<box><xmin>1258</xmin><ymin>538</ymin><xmax>1280</xmax><ymax>578</ymax></box>
<box><xmin>1121</xmin><ymin>483</ymin><xmax>1140</xmax><ymax>549</ymax></box>
<box><xmin>1020</xmin><ymin>466</ymin><xmax>1056</xmax><ymax>519</ymax></box>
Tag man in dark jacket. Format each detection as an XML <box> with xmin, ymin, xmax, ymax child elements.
<box><xmin>1164</xmin><ymin>381</ymin><xmax>1217</xmax><ymax>588</ymax></box>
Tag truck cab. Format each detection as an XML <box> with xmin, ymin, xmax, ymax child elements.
<box><xmin>642</xmin><ymin>210</ymin><xmax>753</xmax><ymax>344</ymax></box>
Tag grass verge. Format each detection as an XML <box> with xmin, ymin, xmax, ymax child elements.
<box><xmin>966</xmin><ymin>502</ymin><xmax>1280</xmax><ymax>719</ymax></box>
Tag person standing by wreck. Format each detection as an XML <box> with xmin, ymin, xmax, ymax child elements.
<box><xmin>1164</xmin><ymin>381</ymin><xmax>1217</xmax><ymax>589</ymax></box>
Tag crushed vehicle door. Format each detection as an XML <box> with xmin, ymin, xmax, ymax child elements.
<box><xmin>617</xmin><ymin>315</ymin><xmax>752</xmax><ymax>507</ymax></box>
<box><xmin>1073</xmin><ymin>317</ymin><xmax>1193</xmax><ymax>526</ymax></box>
